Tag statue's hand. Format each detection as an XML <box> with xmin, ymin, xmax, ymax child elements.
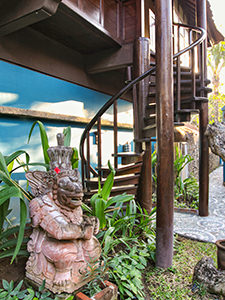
<box><xmin>82</xmin><ymin>216</ymin><xmax>99</xmax><ymax>239</ymax></box>
<box><xmin>92</xmin><ymin>217</ymin><xmax>100</xmax><ymax>235</ymax></box>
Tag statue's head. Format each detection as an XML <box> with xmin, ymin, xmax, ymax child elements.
<box><xmin>26</xmin><ymin>132</ymin><xmax>83</xmax><ymax>208</ymax></box>
<box><xmin>52</xmin><ymin>169</ymin><xmax>83</xmax><ymax>208</ymax></box>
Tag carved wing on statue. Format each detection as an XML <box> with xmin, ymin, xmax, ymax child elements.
<box><xmin>26</xmin><ymin>171</ymin><xmax>52</xmax><ymax>197</ymax></box>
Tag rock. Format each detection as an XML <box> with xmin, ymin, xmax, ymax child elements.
<box><xmin>205</xmin><ymin>122</ymin><xmax>225</xmax><ymax>161</ymax></box>
<box><xmin>193</xmin><ymin>256</ymin><xmax>225</xmax><ymax>296</ymax></box>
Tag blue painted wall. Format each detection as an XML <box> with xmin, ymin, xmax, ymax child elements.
<box><xmin>0</xmin><ymin>60</ymin><xmax>134</xmax><ymax>225</ymax></box>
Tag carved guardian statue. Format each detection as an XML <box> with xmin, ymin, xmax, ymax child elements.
<box><xmin>25</xmin><ymin>133</ymin><xmax>101</xmax><ymax>294</ymax></box>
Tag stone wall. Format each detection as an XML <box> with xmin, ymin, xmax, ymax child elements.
<box><xmin>175</xmin><ymin>123</ymin><xmax>220</xmax><ymax>180</ymax></box>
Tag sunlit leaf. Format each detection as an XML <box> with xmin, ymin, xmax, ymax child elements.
<box><xmin>27</xmin><ymin>121</ymin><xmax>50</xmax><ymax>167</ymax></box>
<box><xmin>11</xmin><ymin>198</ymin><xmax>27</xmax><ymax>263</ymax></box>
<box><xmin>63</xmin><ymin>127</ymin><xmax>71</xmax><ymax>146</ymax></box>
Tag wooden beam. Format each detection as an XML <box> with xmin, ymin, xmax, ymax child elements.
<box><xmin>0</xmin><ymin>0</ymin><xmax>61</xmax><ymax>36</ymax></box>
<box><xmin>0</xmin><ymin>106</ymin><xmax>133</xmax><ymax>129</ymax></box>
<box><xmin>155</xmin><ymin>0</ymin><xmax>174</xmax><ymax>268</ymax></box>
<box><xmin>85</xmin><ymin>43</ymin><xmax>133</xmax><ymax>74</ymax></box>
<box><xmin>0</xmin><ymin>27</ymin><xmax>132</xmax><ymax>102</ymax></box>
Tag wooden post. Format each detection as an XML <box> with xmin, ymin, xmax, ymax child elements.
<box><xmin>113</xmin><ymin>100</ymin><xmax>118</xmax><ymax>169</ymax></box>
<box><xmin>197</xmin><ymin>0</ymin><xmax>209</xmax><ymax>216</ymax></box>
<box><xmin>155</xmin><ymin>0</ymin><xmax>174</xmax><ymax>268</ymax></box>
<box><xmin>137</xmin><ymin>142</ymin><xmax>152</xmax><ymax>214</ymax></box>
<box><xmin>133</xmin><ymin>37</ymin><xmax>151</xmax><ymax>145</ymax></box>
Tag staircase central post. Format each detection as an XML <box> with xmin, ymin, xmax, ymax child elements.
<box><xmin>197</xmin><ymin>0</ymin><xmax>209</xmax><ymax>217</ymax></box>
<box><xmin>155</xmin><ymin>0</ymin><xmax>174</xmax><ymax>268</ymax></box>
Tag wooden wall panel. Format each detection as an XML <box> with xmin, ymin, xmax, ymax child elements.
<box><xmin>62</xmin><ymin>0</ymin><xmax>139</xmax><ymax>44</ymax></box>
<box><xmin>122</xmin><ymin>0</ymin><xmax>136</xmax><ymax>43</ymax></box>
<box><xmin>78</xmin><ymin>0</ymin><xmax>101</xmax><ymax>23</ymax></box>
<box><xmin>104</xmin><ymin>0</ymin><xmax>118</xmax><ymax>38</ymax></box>
<box><xmin>66</xmin><ymin>0</ymin><xmax>101</xmax><ymax>23</ymax></box>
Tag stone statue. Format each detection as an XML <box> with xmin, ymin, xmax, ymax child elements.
<box><xmin>205</xmin><ymin>122</ymin><xmax>225</xmax><ymax>161</ymax></box>
<box><xmin>25</xmin><ymin>133</ymin><xmax>101</xmax><ymax>294</ymax></box>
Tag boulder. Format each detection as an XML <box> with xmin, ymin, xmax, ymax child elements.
<box><xmin>205</xmin><ymin>122</ymin><xmax>225</xmax><ymax>161</ymax></box>
<box><xmin>193</xmin><ymin>256</ymin><xmax>225</xmax><ymax>296</ymax></box>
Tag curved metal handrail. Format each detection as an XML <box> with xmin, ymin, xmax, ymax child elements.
<box><xmin>80</xmin><ymin>23</ymin><xmax>206</xmax><ymax>175</ymax></box>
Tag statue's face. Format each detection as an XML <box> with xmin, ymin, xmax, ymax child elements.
<box><xmin>57</xmin><ymin>170</ymin><xmax>83</xmax><ymax>208</ymax></box>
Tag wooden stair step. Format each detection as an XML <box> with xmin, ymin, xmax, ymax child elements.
<box><xmin>149</xmin><ymin>79</ymin><xmax>201</xmax><ymax>88</ymax></box>
<box><xmin>86</xmin><ymin>174</ymin><xmax>140</xmax><ymax>189</ymax></box>
<box><xmin>134</xmin><ymin>137</ymin><xmax>156</xmax><ymax>143</ymax></box>
<box><xmin>145</xmin><ymin>103</ymin><xmax>156</xmax><ymax>115</ymax></box>
<box><xmin>148</xmin><ymin>87</ymin><xmax>201</xmax><ymax>98</ymax></box>
<box><xmin>85</xmin><ymin>185</ymin><xmax>138</xmax><ymax>197</ymax></box>
<box><xmin>175</xmin><ymin>109</ymin><xmax>199</xmax><ymax>114</ymax></box>
<box><xmin>96</xmin><ymin>161</ymin><xmax>143</xmax><ymax>178</ymax></box>
<box><xmin>112</xmin><ymin>152</ymin><xmax>143</xmax><ymax>165</ymax></box>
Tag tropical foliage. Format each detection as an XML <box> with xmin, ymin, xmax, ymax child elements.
<box><xmin>208</xmin><ymin>41</ymin><xmax>225</xmax><ymax>123</ymax></box>
<box><xmin>0</xmin><ymin>121</ymin><xmax>78</xmax><ymax>262</ymax></box>
<box><xmin>174</xmin><ymin>147</ymin><xmax>199</xmax><ymax>209</ymax></box>
<box><xmin>82</xmin><ymin>166</ymin><xmax>156</xmax><ymax>299</ymax></box>
<box><xmin>0</xmin><ymin>279</ymin><xmax>74</xmax><ymax>300</ymax></box>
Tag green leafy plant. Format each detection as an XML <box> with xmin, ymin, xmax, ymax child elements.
<box><xmin>28</xmin><ymin>121</ymin><xmax>79</xmax><ymax>170</ymax></box>
<box><xmin>0</xmin><ymin>151</ymin><xmax>32</xmax><ymax>262</ymax></box>
<box><xmin>82</xmin><ymin>161</ymin><xmax>133</xmax><ymax>229</ymax></box>
<box><xmin>108</xmin><ymin>247</ymin><xmax>149</xmax><ymax>300</ymax></box>
<box><xmin>0</xmin><ymin>279</ymin><xmax>74</xmax><ymax>300</ymax></box>
<box><xmin>0</xmin><ymin>121</ymin><xmax>79</xmax><ymax>262</ymax></box>
<box><xmin>174</xmin><ymin>146</ymin><xmax>199</xmax><ymax>209</ymax></box>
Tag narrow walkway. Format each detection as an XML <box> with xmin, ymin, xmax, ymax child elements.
<box><xmin>174</xmin><ymin>166</ymin><xmax>225</xmax><ymax>243</ymax></box>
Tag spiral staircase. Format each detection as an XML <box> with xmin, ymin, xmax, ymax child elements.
<box><xmin>79</xmin><ymin>22</ymin><xmax>211</xmax><ymax>212</ymax></box>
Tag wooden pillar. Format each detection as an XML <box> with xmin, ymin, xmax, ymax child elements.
<box><xmin>137</xmin><ymin>143</ymin><xmax>152</xmax><ymax>214</ymax></box>
<box><xmin>133</xmin><ymin>37</ymin><xmax>151</xmax><ymax>146</ymax></box>
<box><xmin>197</xmin><ymin>0</ymin><xmax>209</xmax><ymax>216</ymax></box>
<box><xmin>155</xmin><ymin>0</ymin><xmax>174</xmax><ymax>268</ymax></box>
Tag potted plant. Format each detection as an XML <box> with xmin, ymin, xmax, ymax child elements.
<box><xmin>216</xmin><ymin>239</ymin><xmax>225</xmax><ymax>270</ymax></box>
<box><xmin>75</xmin><ymin>280</ymin><xmax>118</xmax><ymax>300</ymax></box>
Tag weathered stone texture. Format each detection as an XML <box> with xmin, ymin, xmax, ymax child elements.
<box><xmin>206</xmin><ymin>122</ymin><xmax>225</xmax><ymax>161</ymax></box>
<box><xmin>193</xmin><ymin>256</ymin><xmax>225</xmax><ymax>296</ymax></box>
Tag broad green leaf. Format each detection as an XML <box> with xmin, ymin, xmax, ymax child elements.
<box><xmin>98</xmin><ymin>177</ymin><xmax>102</xmax><ymax>194</ymax></box>
<box><xmin>2</xmin><ymin>279</ymin><xmax>9</xmax><ymax>290</ymax></box>
<box><xmin>101</xmin><ymin>162</ymin><xmax>115</xmax><ymax>201</ymax></box>
<box><xmin>71</xmin><ymin>147</ymin><xmax>79</xmax><ymax>169</ymax></box>
<box><xmin>95</xmin><ymin>197</ymin><xmax>106</xmax><ymax>229</ymax></box>
<box><xmin>0</xmin><ymin>226</ymin><xmax>20</xmax><ymax>239</ymax></box>
<box><xmin>14</xmin><ymin>280</ymin><xmax>23</xmax><ymax>292</ymax></box>
<box><xmin>105</xmin><ymin>194</ymin><xmax>134</xmax><ymax>209</ymax></box>
<box><xmin>27</xmin><ymin>121</ymin><xmax>50</xmax><ymax>166</ymax></box>
<box><xmin>39</xmin><ymin>279</ymin><xmax>46</xmax><ymax>292</ymax></box>
<box><xmin>0</xmin><ymin>237</ymin><xmax>29</xmax><ymax>250</ymax></box>
<box><xmin>11</xmin><ymin>162</ymin><xmax>49</xmax><ymax>174</ymax></box>
<box><xmin>81</xmin><ymin>203</ymin><xmax>92</xmax><ymax>214</ymax></box>
<box><xmin>63</xmin><ymin>127</ymin><xmax>71</xmax><ymax>146</ymax></box>
<box><xmin>0</xmin><ymin>152</ymin><xmax>9</xmax><ymax>177</ymax></box>
<box><xmin>0</xmin><ymin>170</ymin><xmax>14</xmax><ymax>186</ymax></box>
<box><xmin>11</xmin><ymin>198</ymin><xmax>27</xmax><ymax>263</ymax></box>
<box><xmin>0</xmin><ymin>185</ymin><xmax>21</xmax><ymax>206</ymax></box>
<box><xmin>5</xmin><ymin>248</ymin><xmax>29</xmax><ymax>263</ymax></box>
<box><xmin>90</xmin><ymin>193</ymin><xmax>99</xmax><ymax>214</ymax></box>
<box><xmin>66</xmin><ymin>296</ymin><xmax>74</xmax><ymax>300</ymax></box>
<box><xmin>7</xmin><ymin>161</ymin><xmax>14</xmax><ymax>173</ymax></box>
<box><xmin>0</xmin><ymin>291</ymin><xmax>7</xmax><ymax>298</ymax></box>
<box><xmin>5</xmin><ymin>150</ymin><xmax>30</xmax><ymax>167</ymax></box>
<box><xmin>0</xmin><ymin>198</ymin><xmax>9</xmax><ymax>233</ymax></box>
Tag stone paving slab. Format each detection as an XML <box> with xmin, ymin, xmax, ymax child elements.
<box><xmin>174</xmin><ymin>166</ymin><xmax>225</xmax><ymax>243</ymax></box>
